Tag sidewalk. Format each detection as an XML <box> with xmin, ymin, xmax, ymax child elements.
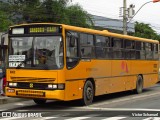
<box><xmin>0</xmin><ymin>95</ymin><xmax>28</xmax><ymax>105</ymax></box>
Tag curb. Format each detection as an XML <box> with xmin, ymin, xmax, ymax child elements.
<box><xmin>0</xmin><ymin>96</ymin><xmax>28</xmax><ymax>105</ymax></box>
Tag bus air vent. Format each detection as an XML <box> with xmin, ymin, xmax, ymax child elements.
<box><xmin>11</xmin><ymin>77</ymin><xmax>55</xmax><ymax>83</ymax></box>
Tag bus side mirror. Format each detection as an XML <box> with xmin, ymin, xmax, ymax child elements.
<box><xmin>1</xmin><ymin>37</ymin><xmax>4</xmax><ymax>46</ymax></box>
<box><xmin>0</xmin><ymin>33</ymin><xmax>7</xmax><ymax>62</ymax></box>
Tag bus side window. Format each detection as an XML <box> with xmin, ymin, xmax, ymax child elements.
<box><xmin>112</xmin><ymin>38</ymin><xmax>123</xmax><ymax>59</ymax></box>
<box><xmin>105</xmin><ymin>37</ymin><xmax>111</xmax><ymax>59</ymax></box>
<box><xmin>146</xmin><ymin>43</ymin><xmax>153</xmax><ymax>59</ymax></box>
<box><xmin>141</xmin><ymin>42</ymin><xmax>146</xmax><ymax>59</ymax></box>
<box><xmin>95</xmin><ymin>35</ymin><xmax>106</xmax><ymax>59</ymax></box>
<box><xmin>154</xmin><ymin>44</ymin><xmax>158</xmax><ymax>60</ymax></box>
<box><xmin>136</xmin><ymin>41</ymin><xmax>141</xmax><ymax>59</ymax></box>
<box><xmin>80</xmin><ymin>33</ymin><xmax>95</xmax><ymax>58</ymax></box>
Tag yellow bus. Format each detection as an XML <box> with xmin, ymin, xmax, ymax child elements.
<box><xmin>5</xmin><ymin>23</ymin><xmax>159</xmax><ymax>105</ymax></box>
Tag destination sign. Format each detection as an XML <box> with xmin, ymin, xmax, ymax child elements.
<box><xmin>29</xmin><ymin>27</ymin><xmax>57</xmax><ymax>33</ymax></box>
<box><xmin>10</xmin><ymin>25</ymin><xmax>61</xmax><ymax>35</ymax></box>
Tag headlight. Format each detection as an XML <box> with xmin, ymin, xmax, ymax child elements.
<box><xmin>48</xmin><ymin>84</ymin><xmax>53</xmax><ymax>88</ymax></box>
<box><xmin>9</xmin><ymin>83</ymin><xmax>13</xmax><ymax>86</ymax></box>
<box><xmin>9</xmin><ymin>82</ymin><xmax>17</xmax><ymax>87</ymax></box>
<box><xmin>52</xmin><ymin>85</ymin><xmax>57</xmax><ymax>89</ymax></box>
<box><xmin>13</xmin><ymin>83</ymin><xmax>17</xmax><ymax>86</ymax></box>
<box><xmin>47</xmin><ymin>84</ymin><xmax>64</xmax><ymax>90</ymax></box>
<box><xmin>48</xmin><ymin>84</ymin><xmax>57</xmax><ymax>89</ymax></box>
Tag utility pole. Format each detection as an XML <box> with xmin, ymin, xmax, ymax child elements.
<box><xmin>123</xmin><ymin>0</ymin><xmax>127</xmax><ymax>35</ymax></box>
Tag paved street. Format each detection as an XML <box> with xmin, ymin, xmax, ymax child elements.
<box><xmin>0</xmin><ymin>83</ymin><xmax>160</xmax><ymax>120</ymax></box>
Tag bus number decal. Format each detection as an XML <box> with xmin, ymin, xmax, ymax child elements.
<box><xmin>9</xmin><ymin>62</ymin><xmax>24</xmax><ymax>67</ymax></box>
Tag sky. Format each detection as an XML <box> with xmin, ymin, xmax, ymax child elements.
<box><xmin>71</xmin><ymin>0</ymin><xmax>160</xmax><ymax>33</ymax></box>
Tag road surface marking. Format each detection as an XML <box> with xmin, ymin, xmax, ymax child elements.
<box><xmin>143</xmin><ymin>117</ymin><xmax>160</xmax><ymax>120</ymax></box>
<box><xmin>0</xmin><ymin>117</ymin><xmax>22</xmax><ymax>120</ymax></box>
<box><xmin>65</xmin><ymin>117</ymin><xmax>90</xmax><ymax>120</ymax></box>
<box><xmin>101</xmin><ymin>117</ymin><xmax>127</xmax><ymax>120</ymax></box>
<box><xmin>82</xmin><ymin>107</ymin><xmax>160</xmax><ymax>111</ymax></box>
<box><xmin>14</xmin><ymin>103</ymin><xmax>25</xmax><ymax>106</ymax></box>
<box><xmin>32</xmin><ymin>117</ymin><xmax>57</xmax><ymax>120</ymax></box>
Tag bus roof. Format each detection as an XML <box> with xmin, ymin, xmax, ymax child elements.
<box><xmin>62</xmin><ymin>24</ymin><xmax>159</xmax><ymax>44</ymax></box>
<box><xmin>10</xmin><ymin>23</ymin><xmax>159</xmax><ymax>44</ymax></box>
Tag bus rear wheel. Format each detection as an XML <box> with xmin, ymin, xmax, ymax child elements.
<box><xmin>135</xmin><ymin>75</ymin><xmax>143</xmax><ymax>94</ymax></box>
<box><xmin>81</xmin><ymin>80</ymin><xmax>94</xmax><ymax>106</ymax></box>
<box><xmin>33</xmin><ymin>99</ymin><xmax>46</xmax><ymax>105</ymax></box>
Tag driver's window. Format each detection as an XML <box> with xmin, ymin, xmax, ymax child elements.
<box><xmin>66</xmin><ymin>33</ymin><xmax>78</xmax><ymax>58</ymax></box>
<box><xmin>66</xmin><ymin>31</ymin><xmax>79</xmax><ymax>69</ymax></box>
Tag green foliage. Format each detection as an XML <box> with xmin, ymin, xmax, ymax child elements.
<box><xmin>0</xmin><ymin>11</ymin><xmax>13</xmax><ymax>32</ymax></box>
<box><xmin>66</xmin><ymin>4</ymin><xmax>93</xmax><ymax>28</ymax></box>
<box><xmin>134</xmin><ymin>22</ymin><xmax>160</xmax><ymax>41</ymax></box>
<box><xmin>0</xmin><ymin>0</ymin><xmax>93</xmax><ymax>32</ymax></box>
<box><xmin>38</xmin><ymin>0</ymin><xmax>69</xmax><ymax>23</ymax></box>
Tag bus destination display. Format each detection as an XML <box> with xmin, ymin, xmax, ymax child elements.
<box><xmin>11</xmin><ymin>25</ymin><xmax>60</xmax><ymax>35</ymax></box>
<box><xmin>29</xmin><ymin>26</ymin><xmax>57</xmax><ymax>33</ymax></box>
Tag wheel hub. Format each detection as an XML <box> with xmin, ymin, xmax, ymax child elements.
<box><xmin>86</xmin><ymin>87</ymin><xmax>92</xmax><ymax>100</ymax></box>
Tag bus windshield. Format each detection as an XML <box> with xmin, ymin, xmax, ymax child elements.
<box><xmin>8</xmin><ymin>36</ymin><xmax>64</xmax><ymax>70</ymax></box>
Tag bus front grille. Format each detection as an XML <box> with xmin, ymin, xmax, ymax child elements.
<box><xmin>16</xmin><ymin>90</ymin><xmax>45</xmax><ymax>97</ymax></box>
<box><xmin>17</xmin><ymin>82</ymin><xmax>48</xmax><ymax>90</ymax></box>
<box><xmin>11</xmin><ymin>77</ymin><xmax>55</xmax><ymax>83</ymax></box>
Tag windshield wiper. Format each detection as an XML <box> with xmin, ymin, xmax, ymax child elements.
<box><xmin>16</xmin><ymin>57</ymin><xmax>32</xmax><ymax>69</ymax></box>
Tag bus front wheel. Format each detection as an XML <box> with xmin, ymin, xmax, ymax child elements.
<box><xmin>33</xmin><ymin>99</ymin><xmax>46</xmax><ymax>105</ymax></box>
<box><xmin>81</xmin><ymin>80</ymin><xmax>94</xmax><ymax>106</ymax></box>
<box><xmin>135</xmin><ymin>75</ymin><xmax>143</xmax><ymax>94</ymax></box>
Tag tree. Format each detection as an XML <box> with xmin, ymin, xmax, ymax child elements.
<box><xmin>0</xmin><ymin>0</ymin><xmax>93</xmax><ymax>30</ymax></box>
<box><xmin>134</xmin><ymin>22</ymin><xmax>160</xmax><ymax>41</ymax></box>
<box><xmin>0</xmin><ymin>11</ymin><xmax>13</xmax><ymax>32</ymax></box>
<box><xmin>37</xmin><ymin>0</ymin><xmax>69</xmax><ymax>23</ymax></box>
<box><xmin>66</xmin><ymin>4</ymin><xmax>93</xmax><ymax>28</ymax></box>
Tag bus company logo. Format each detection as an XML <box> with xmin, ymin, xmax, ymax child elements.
<box><xmin>29</xmin><ymin>83</ymin><xmax>33</xmax><ymax>88</ymax></box>
<box><xmin>121</xmin><ymin>61</ymin><xmax>128</xmax><ymax>74</ymax></box>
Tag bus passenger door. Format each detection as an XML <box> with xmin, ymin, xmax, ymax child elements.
<box><xmin>65</xmin><ymin>32</ymin><xmax>80</xmax><ymax>100</ymax></box>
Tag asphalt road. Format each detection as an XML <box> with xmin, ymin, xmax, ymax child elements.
<box><xmin>0</xmin><ymin>83</ymin><xmax>160</xmax><ymax>120</ymax></box>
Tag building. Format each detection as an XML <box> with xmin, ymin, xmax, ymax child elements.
<box><xmin>91</xmin><ymin>15</ymin><xmax>135</xmax><ymax>34</ymax></box>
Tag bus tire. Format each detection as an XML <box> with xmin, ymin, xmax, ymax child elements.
<box><xmin>135</xmin><ymin>75</ymin><xmax>143</xmax><ymax>94</ymax></box>
<box><xmin>81</xmin><ymin>80</ymin><xmax>94</xmax><ymax>106</ymax></box>
<box><xmin>33</xmin><ymin>99</ymin><xmax>46</xmax><ymax>105</ymax></box>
